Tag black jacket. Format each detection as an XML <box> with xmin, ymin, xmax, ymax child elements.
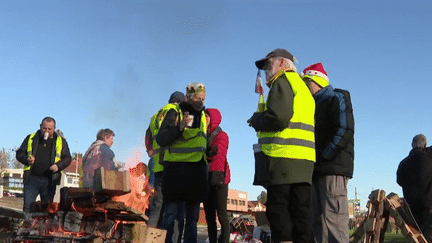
<box><xmin>313</xmin><ymin>85</ymin><xmax>354</xmax><ymax>178</ymax></box>
<box><xmin>156</xmin><ymin>101</ymin><xmax>209</xmax><ymax>202</ymax></box>
<box><xmin>16</xmin><ymin>130</ymin><xmax>72</xmax><ymax>185</ymax></box>
<box><xmin>397</xmin><ymin>147</ymin><xmax>432</xmax><ymax>210</ymax></box>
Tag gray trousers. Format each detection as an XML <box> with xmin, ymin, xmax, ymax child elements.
<box><xmin>311</xmin><ymin>175</ymin><xmax>349</xmax><ymax>243</ymax></box>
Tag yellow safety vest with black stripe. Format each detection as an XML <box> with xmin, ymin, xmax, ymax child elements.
<box><xmin>259</xmin><ymin>71</ymin><xmax>316</xmax><ymax>162</ymax></box>
<box><xmin>150</xmin><ymin>103</ymin><xmax>181</xmax><ymax>172</ymax></box>
<box><xmin>162</xmin><ymin>109</ymin><xmax>207</xmax><ymax>163</ymax></box>
<box><xmin>24</xmin><ymin>133</ymin><xmax>63</xmax><ymax>171</ymax></box>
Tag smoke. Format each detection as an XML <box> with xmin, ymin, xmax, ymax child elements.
<box><xmin>91</xmin><ymin>67</ymin><xmax>149</xmax><ymax>161</ymax></box>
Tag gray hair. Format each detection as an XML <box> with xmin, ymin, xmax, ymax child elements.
<box><xmin>412</xmin><ymin>134</ymin><xmax>427</xmax><ymax>148</ymax></box>
<box><xmin>273</xmin><ymin>57</ymin><xmax>297</xmax><ymax>73</ymax></box>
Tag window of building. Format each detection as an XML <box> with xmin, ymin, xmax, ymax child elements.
<box><xmin>231</xmin><ymin>199</ymin><xmax>235</xmax><ymax>205</ymax></box>
<box><xmin>227</xmin><ymin>199</ymin><xmax>230</xmax><ymax>204</ymax></box>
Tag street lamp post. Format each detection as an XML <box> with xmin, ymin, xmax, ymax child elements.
<box><xmin>75</xmin><ymin>141</ymin><xmax>80</xmax><ymax>186</ymax></box>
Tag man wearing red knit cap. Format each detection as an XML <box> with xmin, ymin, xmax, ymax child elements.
<box><xmin>302</xmin><ymin>63</ymin><xmax>355</xmax><ymax>243</ymax></box>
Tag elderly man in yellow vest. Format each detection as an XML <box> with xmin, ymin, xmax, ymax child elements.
<box><xmin>248</xmin><ymin>49</ymin><xmax>316</xmax><ymax>243</ymax></box>
<box><xmin>16</xmin><ymin>117</ymin><xmax>72</xmax><ymax>213</ymax></box>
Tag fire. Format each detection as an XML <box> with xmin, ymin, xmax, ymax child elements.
<box><xmin>47</xmin><ymin>202</ymin><xmax>59</xmax><ymax>214</ymax></box>
<box><xmin>112</xmin><ymin>161</ymin><xmax>153</xmax><ymax>214</ymax></box>
<box><xmin>52</xmin><ymin>225</ymin><xmax>87</xmax><ymax>237</ymax></box>
<box><xmin>15</xmin><ymin>151</ymin><xmax>155</xmax><ymax>242</ymax></box>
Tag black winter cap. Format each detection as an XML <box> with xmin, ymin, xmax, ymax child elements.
<box><xmin>168</xmin><ymin>91</ymin><xmax>186</xmax><ymax>103</ymax></box>
<box><xmin>255</xmin><ymin>48</ymin><xmax>294</xmax><ymax>70</ymax></box>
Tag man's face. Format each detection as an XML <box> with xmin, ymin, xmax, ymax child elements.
<box><xmin>188</xmin><ymin>91</ymin><xmax>206</xmax><ymax>111</ymax></box>
<box><xmin>104</xmin><ymin>135</ymin><xmax>114</xmax><ymax>148</ymax></box>
<box><xmin>263</xmin><ymin>57</ymin><xmax>280</xmax><ymax>81</ymax></box>
<box><xmin>40</xmin><ymin>120</ymin><xmax>55</xmax><ymax>139</ymax></box>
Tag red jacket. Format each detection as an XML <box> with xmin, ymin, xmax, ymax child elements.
<box><xmin>206</xmin><ymin>108</ymin><xmax>231</xmax><ymax>185</ymax></box>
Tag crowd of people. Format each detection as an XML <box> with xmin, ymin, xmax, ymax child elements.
<box><xmin>33</xmin><ymin>48</ymin><xmax>432</xmax><ymax>243</ymax></box>
<box><xmin>248</xmin><ymin>49</ymin><xmax>354</xmax><ymax>243</ymax></box>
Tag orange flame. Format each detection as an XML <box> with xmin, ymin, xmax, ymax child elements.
<box><xmin>112</xmin><ymin>161</ymin><xmax>153</xmax><ymax>213</ymax></box>
<box><xmin>47</xmin><ymin>202</ymin><xmax>59</xmax><ymax>214</ymax></box>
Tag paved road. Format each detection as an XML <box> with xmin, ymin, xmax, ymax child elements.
<box><xmin>197</xmin><ymin>225</ymin><xmax>209</xmax><ymax>243</ymax></box>
<box><xmin>0</xmin><ymin>196</ymin><xmax>24</xmax><ymax>211</ymax></box>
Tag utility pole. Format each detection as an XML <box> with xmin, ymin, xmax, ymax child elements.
<box><xmin>75</xmin><ymin>140</ymin><xmax>80</xmax><ymax>186</ymax></box>
<box><xmin>355</xmin><ymin>187</ymin><xmax>357</xmax><ymax>201</ymax></box>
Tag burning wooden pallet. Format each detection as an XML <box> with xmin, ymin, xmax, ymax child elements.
<box><xmin>11</xmin><ymin>165</ymin><xmax>165</xmax><ymax>243</ymax></box>
<box><xmin>349</xmin><ymin>189</ymin><xmax>427</xmax><ymax>243</ymax></box>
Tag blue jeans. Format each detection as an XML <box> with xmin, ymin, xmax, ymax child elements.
<box><xmin>162</xmin><ymin>200</ymin><xmax>200</xmax><ymax>243</ymax></box>
<box><xmin>23</xmin><ymin>174</ymin><xmax>56</xmax><ymax>213</ymax></box>
<box><xmin>147</xmin><ymin>173</ymin><xmax>163</xmax><ymax>227</ymax></box>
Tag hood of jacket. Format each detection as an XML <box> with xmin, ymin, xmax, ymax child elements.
<box><xmin>206</xmin><ymin>108</ymin><xmax>222</xmax><ymax>134</ymax></box>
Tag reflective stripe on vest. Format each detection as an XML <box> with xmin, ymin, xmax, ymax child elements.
<box><xmin>24</xmin><ymin>133</ymin><xmax>63</xmax><ymax>171</ymax></box>
<box><xmin>150</xmin><ymin>104</ymin><xmax>182</xmax><ymax>172</ymax></box>
<box><xmin>163</xmin><ymin>110</ymin><xmax>207</xmax><ymax>163</ymax></box>
<box><xmin>259</xmin><ymin>71</ymin><xmax>316</xmax><ymax>162</ymax></box>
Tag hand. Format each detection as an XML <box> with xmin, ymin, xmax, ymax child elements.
<box><xmin>147</xmin><ymin>150</ymin><xmax>155</xmax><ymax>157</ymax></box>
<box><xmin>247</xmin><ymin>112</ymin><xmax>260</xmax><ymax>127</ymax></box>
<box><xmin>179</xmin><ymin>112</ymin><xmax>193</xmax><ymax>131</ymax></box>
<box><xmin>28</xmin><ymin>155</ymin><xmax>35</xmax><ymax>165</ymax></box>
<box><xmin>49</xmin><ymin>164</ymin><xmax>59</xmax><ymax>173</ymax></box>
<box><xmin>208</xmin><ymin>145</ymin><xmax>218</xmax><ymax>157</ymax></box>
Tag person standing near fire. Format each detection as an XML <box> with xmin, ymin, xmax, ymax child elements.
<box><xmin>81</xmin><ymin>129</ymin><xmax>118</xmax><ymax>188</ymax></box>
<box><xmin>145</xmin><ymin>91</ymin><xmax>186</xmax><ymax>228</ymax></box>
<box><xmin>247</xmin><ymin>48</ymin><xmax>316</xmax><ymax>243</ymax></box>
<box><xmin>16</xmin><ymin>117</ymin><xmax>72</xmax><ymax>213</ymax></box>
<box><xmin>397</xmin><ymin>134</ymin><xmax>432</xmax><ymax>242</ymax></box>
<box><xmin>203</xmin><ymin>108</ymin><xmax>231</xmax><ymax>243</ymax></box>
<box><xmin>157</xmin><ymin>83</ymin><xmax>209</xmax><ymax>243</ymax></box>
<box><xmin>301</xmin><ymin>63</ymin><xmax>354</xmax><ymax>243</ymax></box>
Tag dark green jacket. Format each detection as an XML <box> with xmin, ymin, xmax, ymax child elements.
<box><xmin>249</xmin><ymin>72</ymin><xmax>315</xmax><ymax>187</ymax></box>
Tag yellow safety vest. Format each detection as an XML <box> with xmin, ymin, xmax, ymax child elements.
<box><xmin>24</xmin><ymin>133</ymin><xmax>63</xmax><ymax>171</ymax></box>
<box><xmin>150</xmin><ymin>103</ymin><xmax>181</xmax><ymax>173</ymax></box>
<box><xmin>163</xmin><ymin>109</ymin><xmax>207</xmax><ymax>163</ymax></box>
<box><xmin>259</xmin><ymin>71</ymin><xmax>316</xmax><ymax>162</ymax></box>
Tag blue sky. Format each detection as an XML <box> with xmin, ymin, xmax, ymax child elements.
<box><xmin>1</xmin><ymin>0</ymin><xmax>432</xmax><ymax>209</ymax></box>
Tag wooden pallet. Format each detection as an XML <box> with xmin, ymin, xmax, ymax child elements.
<box><xmin>349</xmin><ymin>190</ymin><xmax>427</xmax><ymax>243</ymax></box>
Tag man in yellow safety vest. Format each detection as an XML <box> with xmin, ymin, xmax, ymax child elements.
<box><xmin>16</xmin><ymin>117</ymin><xmax>72</xmax><ymax>213</ymax></box>
<box><xmin>145</xmin><ymin>91</ymin><xmax>185</xmax><ymax>228</ymax></box>
<box><xmin>248</xmin><ymin>49</ymin><xmax>316</xmax><ymax>243</ymax></box>
<box><xmin>156</xmin><ymin>83</ymin><xmax>209</xmax><ymax>243</ymax></box>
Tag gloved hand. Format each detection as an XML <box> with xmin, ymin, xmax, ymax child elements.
<box><xmin>247</xmin><ymin>112</ymin><xmax>261</xmax><ymax>132</ymax></box>
<box><xmin>208</xmin><ymin>145</ymin><xmax>218</xmax><ymax>157</ymax></box>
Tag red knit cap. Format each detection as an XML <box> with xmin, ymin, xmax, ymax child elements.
<box><xmin>301</xmin><ymin>63</ymin><xmax>329</xmax><ymax>81</ymax></box>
